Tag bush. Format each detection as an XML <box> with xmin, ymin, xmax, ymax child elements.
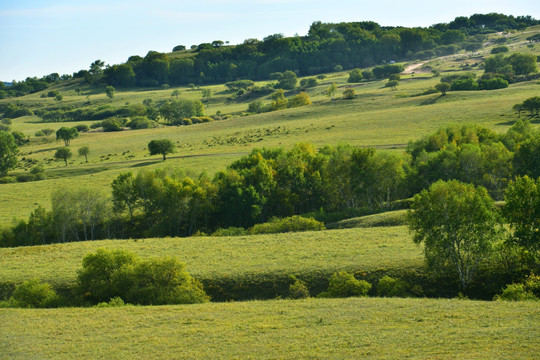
<box><xmin>376</xmin><ymin>275</ymin><xmax>409</xmax><ymax>297</ymax></box>
<box><xmin>10</xmin><ymin>279</ymin><xmax>60</xmax><ymax>308</ymax></box>
<box><xmin>250</xmin><ymin>216</ymin><xmax>325</xmax><ymax>235</ymax></box>
<box><xmin>342</xmin><ymin>88</ymin><xmax>356</xmax><ymax>99</ymax></box>
<box><xmin>288</xmin><ymin>276</ymin><xmax>310</xmax><ymax>299</ymax></box>
<box><xmin>248</xmin><ymin>100</ymin><xmax>264</xmax><ymax>114</ymax></box>
<box><xmin>34</xmin><ymin>130</ymin><xmax>45</xmax><ymax>137</ymax></box>
<box><xmin>478</xmin><ymin>77</ymin><xmax>508</xmax><ymax>90</ymax></box>
<box><xmin>362</xmin><ymin>69</ymin><xmax>375</xmax><ymax>80</ymax></box>
<box><xmin>127</xmin><ymin>116</ymin><xmax>155</xmax><ymax>129</ymax></box>
<box><xmin>101</xmin><ymin>118</ymin><xmax>124</xmax><ymax>132</ymax></box>
<box><xmin>450</xmin><ymin>78</ymin><xmax>479</xmax><ymax>91</ymax></box>
<box><xmin>494</xmin><ymin>283</ymin><xmax>537</xmax><ymax>301</ymax></box>
<box><xmin>77</xmin><ymin>249</ymin><xmax>209</xmax><ymax>305</ymax></box>
<box><xmin>318</xmin><ymin>271</ymin><xmax>371</xmax><ymax>298</ymax></box>
<box><xmin>181</xmin><ymin>118</ymin><xmax>193</xmax><ymax>126</ymax></box>
<box><xmin>491</xmin><ymin>46</ymin><xmax>509</xmax><ymax>54</ymax></box>
<box><xmin>211</xmin><ymin>227</ymin><xmax>248</xmax><ymax>236</ymax></box>
<box><xmin>289</xmin><ymin>92</ymin><xmax>312</xmax><ymax>107</ymax></box>
<box><xmin>347</xmin><ymin>69</ymin><xmax>363</xmax><ymax>83</ymax></box>
<box><xmin>96</xmin><ymin>296</ymin><xmax>127</xmax><ymax>307</ymax></box>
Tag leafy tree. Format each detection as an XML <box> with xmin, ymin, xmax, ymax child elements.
<box><xmin>270</xmin><ymin>89</ymin><xmax>288</xmax><ymax>110</ymax></box>
<box><xmin>342</xmin><ymin>88</ymin><xmax>356</xmax><ymax>99</ymax></box>
<box><xmin>386</xmin><ymin>80</ymin><xmax>399</xmax><ymax>90</ymax></box>
<box><xmin>299</xmin><ymin>78</ymin><xmax>318</xmax><ymax>88</ymax></box>
<box><xmin>507</xmin><ymin>53</ymin><xmax>538</xmax><ymax>75</ymax></box>
<box><xmin>148</xmin><ymin>139</ymin><xmax>175</xmax><ymax>160</ymax></box>
<box><xmin>362</xmin><ymin>69</ymin><xmax>375</xmax><ymax>80</ymax></box>
<box><xmin>504</xmin><ymin>176</ymin><xmax>540</xmax><ymax>254</ymax></box>
<box><xmin>78</xmin><ymin>146</ymin><xmax>90</xmax><ymax>162</ymax></box>
<box><xmin>347</xmin><ymin>69</ymin><xmax>363</xmax><ymax>83</ymax></box>
<box><xmin>276</xmin><ymin>70</ymin><xmax>297</xmax><ymax>90</ymax></box>
<box><xmin>289</xmin><ymin>92</ymin><xmax>311</xmax><ymax>107</ymax></box>
<box><xmin>435</xmin><ymin>82</ymin><xmax>451</xmax><ymax>95</ymax></box>
<box><xmin>159</xmin><ymin>99</ymin><xmax>204</xmax><ymax>124</ymax></box>
<box><xmin>513</xmin><ymin>135</ymin><xmax>540</xmax><ymax>178</ymax></box>
<box><xmin>171</xmin><ymin>89</ymin><xmax>180</xmax><ymax>99</ymax></box>
<box><xmin>172</xmin><ymin>45</ymin><xmax>186</xmax><ymax>52</ymax></box>
<box><xmin>201</xmin><ymin>88</ymin><xmax>212</xmax><ymax>102</ymax></box>
<box><xmin>41</xmin><ymin>128</ymin><xmax>55</xmax><ymax>137</ymax></box>
<box><xmin>54</xmin><ymin>147</ymin><xmax>72</xmax><ymax>166</ymax></box>
<box><xmin>408</xmin><ymin>180</ymin><xmax>501</xmax><ymax>290</ymax></box>
<box><xmin>318</xmin><ymin>271</ymin><xmax>371</xmax><ymax>298</ymax></box>
<box><xmin>54</xmin><ymin>94</ymin><xmax>63</xmax><ymax>102</ymax></box>
<box><xmin>247</xmin><ymin>100</ymin><xmax>264</xmax><ymax>114</ymax></box>
<box><xmin>105</xmin><ymin>86</ymin><xmax>115</xmax><ymax>99</ymax></box>
<box><xmin>56</xmin><ymin>127</ymin><xmax>78</xmax><ymax>146</ymax></box>
<box><xmin>326</xmin><ymin>82</ymin><xmax>338</xmax><ymax>100</ymax></box>
<box><xmin>0</xmin><ymin>131</ymin><xmax>18</xmax><ymax>177</ymax></box>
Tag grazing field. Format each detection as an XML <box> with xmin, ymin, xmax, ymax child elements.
<box><xmin>1</xmin><ymin>297</ymin><xmax>538</xmax><ymax>359</ymax></box>
<box><xmin>0</xmin><ymin>226</ymin><xmax>420</xmax><ymax>288</ymax></box>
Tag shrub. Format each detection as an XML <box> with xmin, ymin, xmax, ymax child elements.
<box><xmin>248</xmin><ymin>100</ymin><xmax>264</xmax><ymax>114</ymax></box>
<box><xmin>450</xmin><ymin>78</ymin><xmax>479</xmax><ymax>91</ymax></box>
<box><xmin>478</xmin><ymin>77</ymin><xmax>508</xmax><ymax>90</ymax></box>
<box><xmin>491</xmin><ymin>46</ymin><xmax>509</xmax><ymax>54</ymax></box>
<box><xmin>74</xmin><ymin>124</ymin><xmax>90</xmax><ymax>133</ymax></box>
<box><xmin>10</xmin><ymin>279</ymin><xmax>60</xmax><ymax>308</ymax></box>
<box><xmin>77</xmin><ymin>249</ymin><xmax>209</xmax><ymax>305</ymax></box>
<box><xmin>127</xmin><ymin>116</ymin><xmax>155</xmax><ymax>129</ymax></box>
<box><xmin>289</xmin><ymin>92</ymin><xmax>312</xmax><ymax>107</ymax></box>
<box><xmin>342</xmin><ymin>88</ymin><xmax>356</xmax><ymax>100</ymax></box>
<box><xmin>347</xmin><ymin>69</ymin><xmax>363</xmax><ymax>83</ymax></box>
<box><xmin>250</xmin><ymin>216</ymin><xmax>325</xmax><ymax>235</ymax></box>
<box><xmin>362</xmin><ymin>69</ymin><xmax>375</xmax><ymax>80</ymax></box>
<box><xmin>34</xmin><ymin>130</ymin><xmax>45</xmax><ymax>137</ymax></box>
<box><xmin>494</xmin><ymin>283</ymin><xmax>537</xmax><ymax>301</ymax></box>
<box><xmin>96</xmin><ymin>296</ymin><xmax>127</xmax><ymax>307</ymax></box>
<box><xmin>181</xmin><ymin>118</ymin><xmax>193</xmax><ymax>126</ymax></box>
<box><xmin>318</xmin><ymin>271</ymin><xmax>371</xmax><ymax>298</ymax></box>
<box><xmin>0</xmin><ymin>124</ymin><xmax>10</xmax><ymax>132</ymax></box>
<box><xmin>389</xmin><ymin>74</ymin><xmax>401</xmax><ymax>81</ymax></box>
<box><xmin>288</xmin><ymin>276</ymin><xmax>310</xmax><ymax>299</ymax></box>
<box><xmin>101</xmin><ymin>118</ymin><xmax>124</xmax><ymax>132</ymax></box>
<box><xmin>376</xmin><ymin>275</ymin><xmax>409</xmax><ymax>297</ymax></box>
<box><xmin>299</xmin><ymin>78</ymin><xmax>318</xmax><ymax>88</ymax></box>
<box><xmin>211</xmin><ymin>227</ymin><xmax>248</xmax><ymax>237</ymax></box>
<box><xmin>524</xmin><ymin>273</ymin><xmax>540</xmax><ymax>298</ymax></box>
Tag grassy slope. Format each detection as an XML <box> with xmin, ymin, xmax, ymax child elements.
<box><xmin>0</xmin><ymin>226</ymin><xmax>419</xmax><ymax>287</ymax></box>
<box><xmin>0</xmin><ymin>32</ymin><xmax>538</xmax><ymax>224</ymax></box>
<box><xmin>1</xmin><ymin>297</ymin><xmax>538</xmax><ymax>359</ymax></box>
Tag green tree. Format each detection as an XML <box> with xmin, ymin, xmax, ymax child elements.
<box><xmin>408</xmin><ymin>180</ymin><xmax>501</xmax><ymax>290</ymax></box>
<box><xmin>507</xmin><ymin>53</ymin><xmax>538</xmax><ymax>75</ymax></box>
<box><xmin>54</xmin><ymin>147</ymin><xmax>72</xmax><ymax>166</ymax></box>
<box><xmin>435</xmin><ymin>82</ymin><xmax>451</xmax><ymax>95</ymax></box>
<box><xmin>105</xmin><ymin>85</ymin><xmax>115</xmax><ymax>99</ymax></box>
<box><xmin>386</xmin><ymin>80</ymin><xmax>399</xmax><ymax>90</ymax></box>
<box><xmin>54</xmin><ymin>94</ymin><xmax>63</xmax><ymax>102</ymax></box>
<box><xmin>0</xmin><ymin>131</ymin><xmax>18</xmax><ymax>177</ymax></box>
<box><xmin>326</xmin><ymin>82</ymin><xmax>338</xmax><ymax>100</ymax></box>
<box><xmin>276</xmin><ymin>70</ymin><xmax>297</xmax><ymax>90</ymax></box>
<box><xmin>504</xmin><ymin>176</ymin><xmax>540</xmax><ymax>255</ymax></box>
<box><xmin>270</xmin><ymin>89</ymin><xmax>288</xmax><ymax>110</ymax></box>
<box><xmin>78</xmin><ymin>146</ymin><xmax>90</xmax><ymax>162</ymax></box>
<box><xmin>347</xmin><ymin>68</ymin><xmax>363</xmax><ymax>83</ymax></box>
<box><xmin>148</xmin><ymin>139</ymin><xmax>175</xmax><ymax>160</ymax></box>
<box><xmin>56</xmin><ymin>127</ymin><xmax>78</xmax><ymax>146</ymax></box>
<box><xmin>171</xmin><ymin>89</ymin><xmax>180</xmax><ymax>99</ymax></box>
<box><xmin>342</xmin><ymin>88</ymin><xmax>356</xmax><ymax>99</ymax></box>
<box><xmin>201</xmin><ymin>88</ymin><xmax>212</xmax><ymax>102</ymax></box>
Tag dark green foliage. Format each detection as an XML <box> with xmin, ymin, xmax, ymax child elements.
<box><xmin>478</xmin><ymin>77</ymin><xmax>508</xmax><ymax>90</ymax></box>
<box><xmin>376</xmin><ymin>275</ymin><xmax>410</xmax><ymax>297</ymax></box>
<box><xmin>56</xmin><ymin>127</ymin><xmax>78</xmax><ymax>145</ymax></box>
<box><xmin>250</xmin><ymin>216</ymin><xmax>325</xmax><ymax>234</ymax></box>
<box><xmin>494</xmin><ymin>283</ymin><xmax>537</xmax><ymax>301</ymax></box>
<box><xmin>248</xmin><ymin>100</ymin><xmax>264</xmax><ymax>114</ymax></box>
<box><xmin>318</xmin><ymin>271</ymin><xmax>371</xmax><ymax>298</ymax></box>
<box><xmin>491</xmin><ymin>46</ymin><xmax>509</xmax><ymax>54</ymax></box>
<box><xmin>100</xmin><ymin>118</ymin><xmax>124</xmax><ymax>132</ymax></box>
<box><xmin>74</xmin><ymin>124</ymin><xmax>89</xmax><ymax>133</ymax></box>
<box><xmin>450</xmin><ymin>77</ymin><xmax>479</xmax><ymax>91</ymax></box>
<box><xmin>159</xmin><ymin>99</ymin><xmax>204</xmax><ymax>124</ymax></box>
<box><xmin>435</xmin><ymin>82</ymin><xmax>450</xmax><ymax>95</ymax></box>
<box><xmin>54</xmin><ymin>147</ymin><xmax>72</xmax><ymax>166</ymax></box>
<box><xmin>372</xmin><ymin>64</ymin><xmax>404</xmax><ymax>79</ymax></box>
<box><xmin>9</xmin><ymin>279</ymin><xmax>60</xmax><ymax>308</ymax></box>
<box><xmin>127</xmin><ymin>116</ymin><xmax>155</xmax><ymax>129</ymax></box>
<box><xmin>77</xmin><ymin>249</ymin><xmax>209</xmax><ymax>305</ymax></box>
<box><xmin>148</xmin><ymin>139</ymin><xmax>175</xmax><ymax>160</ymax></box>
<box><xmin>276</xmin><ymin>70</ymin><xmax>297</xmax><ymax>90</ymax></box>
<box><xmin>342</xmin><ymin>88</ymin><xmax>356</xmax><ymax>99</ymax></box>
<box><xmin>347</xmin><ymin>69</ymin><xmax>363</xmax><ymax>83</ymax></box>
<box><xmin>288</xmin><ymin>276</ymin><xmax>310</xmax><ymax>299</ymax></box>
<box><xmin>299</xmin><ymin>77</ymin><xmax>318</xmax><ymax>88</ymax></box>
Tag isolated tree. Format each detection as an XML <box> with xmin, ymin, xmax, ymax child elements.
<box><xmin>148</xmin><ymin>139</ymin><xmax>175</xmax><ymax>160</ymax></box>
<box><xmin>435</xmin><ymin>82</ymin><xmax>451</xmax><ymax>95</ymax></box>
<box><xmin>201</xmin><ymin>88</ymin><xmax>212</xmax><ymax>102</ymax></box>
<box><xmin>78</xmin><ymin>146</ymin><xmax>90</xmax><ymax>162</ymax></box>
<box><xmin>105</xmin><ymin>86</ymin><xmax>115</xmax><ymax>99</ymax></box>
<box><xmin>347</xmin><ymin>68</ymin><xmax>363</xmax><ymax>83</ymax></box>
<box><xmin>276</xmin><ymin>70</ymin><xmax>297</xmax><ymax>90</ymax></box>
<box><xmin>56</xmin><ymin>127</ymin><xmax>78</xmax><ymax>146</ymax></box>
<box><xmin>54</xmin><ymin>147</ymin><xmax>72</xmax><ymax>166</ymax></box>
<box><xmin>386</xmin><ymin>80</ymin><xmax>399</xmax><ymax>90</ymax></box>
<box><xmin>75</xmin><ymin>88</ymin><xmax>81</xmax><ymax>96</ymax></box>
<box><xmin>326</xmin><ymin>82</ymin><xmax>338</xmax><ymax>100</ymax></box>
<box><xmin>171</xmin><ymin>89</ymin><xmax>180</xmax><ymax>99</ymax></box>
<box><xmin>408</xmin><ymin>180</ymin><xmax>501</xmax><ymax>290</ymax></box>
<box><xmin>342</xmin><ymin>88</ymin><xmax>356</xmax><ymax>100</ymax></box>
<box><xmin>0</xmin><ymin>131</ymin><xmax>18</xmax><ymax>177</ymax></box>
<box><xmin>172</xmin><ymin>45</ymin><xmax>186</xmax><ymax>52</ymax></box>
<box><xmin>512</xmin><ymin>103</ymin><xmax>525</xmax><ymax>118</ymax></box>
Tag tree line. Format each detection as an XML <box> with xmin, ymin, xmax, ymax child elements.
<box><xmin>1</xmin><ymin>120</ymin><xmax>539</xmax><ymax>247</ymax></box>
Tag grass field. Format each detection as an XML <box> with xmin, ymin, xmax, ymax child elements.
<box><xmin>1</xmin><ymin>297</ymin><xmax>538</xmax><ymax>359</ymax></box>
<box><xmin>0</xmin><ymin>226</ymin><xmax>420</xmax><ymax>287</ymax></box>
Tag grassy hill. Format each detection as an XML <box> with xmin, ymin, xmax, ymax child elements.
<box><xmin>1</xmin><ymin>297</ymin><xmax>538</xmax><ymax>359</ymax></box>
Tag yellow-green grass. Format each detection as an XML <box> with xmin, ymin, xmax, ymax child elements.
<box><xmin>0</xmin><ymin>226</ymin><xmax>419</xmax><ymax>287</ymax></box>
<box><xmin>328</xmin><ymin>210</ymin><xmax>408</xmax><ymax>229</ymax></box>
<box><xmin>1</xmin><ymin>297</ymin><xmax>538</xmax><ymax>359</ymax></box>
<box><xmin>1</xmin><ymin>40</ymin><xmax>539</xmax><ymax>224</ymax></box>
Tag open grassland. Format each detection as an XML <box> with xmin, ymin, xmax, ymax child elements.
<box><xmin>0</xmin><ymin>226</ymin><xmax>419</xmax><ymax>287</ymax></box>
<box><xmin>1</xmin><ymin>297</ymin><xmax>538</xmax><ymax>359</ymax></box>
<box><xmin>1</xmin><ymin>36</ymin><xmax>539</xmax><ymax>224</ymax></box>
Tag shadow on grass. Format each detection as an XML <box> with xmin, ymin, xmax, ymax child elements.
<box><xmin>419</xmin><ymin>94</ymin><xmax>444</xmax><ymax>106</ymax></box>
<box><xmin>130</xmin><ymin>160</ymin><xmax>162</xmax><ymax>168</ymax></box>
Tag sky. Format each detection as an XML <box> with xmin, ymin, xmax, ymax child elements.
<box><xmin>1</xmin><ymin>0</ymin><xmax>539</xmax><ymax>82</ymax></box>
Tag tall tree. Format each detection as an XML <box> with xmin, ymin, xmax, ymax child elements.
<box><xmin>0</xmin><ymin>131</ymin><xmax>18</xmax><ymax>177</ymax></box>
<box><xmin>56</xmin><ymin>127</ymin><xmax>79</xmax><ymax>146</ymax></box>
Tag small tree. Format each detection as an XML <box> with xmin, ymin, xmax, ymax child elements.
<box><xmin>342</xmin><ymin>88</ymin><xmax>356</xmax><ymax>100</ymax></box>
<box><xmin>0</xmin><ymin>131</ymin><xmax>18</xmax><ymax>177</ymax></box>
<box><xmin>408</xmin><ymin>180</ymin><xmax>501</xmax><ymax>290</ymax></box>
<box><xmin>54</xmin><ymin>147</ymin><xmax>72</xmax><ymax>166</ymax></box>
<box><xmin>276</xmin><ymin>70</ymin><xmax>297</xmax><ymax>90</ymax></box>
<box><xmin>54</xmin><ymin>94</ymin><xmax>63</xmax><ymax>102</ymax></box>
<box><xmin>56</xmin><ymin>127</ymin><xmax>78</xmax><ymax>146</ymax></box>
<box><xmin>386</xmin><ymin>80</ymin><xmax>399</xmax><ymax>90</ymax></box>
<box><xmin>326</xmin><ymin>82</ymin><xmax>338</xmax><ymax>100</ymax></box>
<box><xmin>78</xmin><ymin>146</ymin><xmax>90</xmax><ymax>162</ymax></box>
<box><xmin>105</xmin><ymin>86</ymin><xmax>115</xmax><ymax>99</ymax></box>
<box><xmin>171</xmin><ymin>89</ymin><xmax>180</xmax><ymax>100</ymax></box>
<box><xmin>435</xmin><ymin>82</ymin><xmax>451</xmax><ymax>96</ymax></box>
<box><xmin>148</xmin><ymin>139</ymin><xmax>175</xmax><ymax>160</ymax></box>
<box><xmin>201</xmin><ymin>88</ymin><xmax>212</xmax><ymax>102</ymax></box>
<box><xmin>347</xmin><ymin>69</ymin><xmax>363</xmax><ymax>83</ymax></box>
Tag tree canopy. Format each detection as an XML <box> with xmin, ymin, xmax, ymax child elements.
<box><xmin>0</xmin><ymin>131</ymin><xmax>18</xmax><ymax>177</ymax></box>
<box><xmin>148</xmin><ymin>139</ymin><xmax>175</xmax><ymax>160</ymax></box>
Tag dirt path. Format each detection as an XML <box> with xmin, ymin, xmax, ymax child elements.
<box><xmin>403</xmin><ymin>61</ymin><xmax>428</xmax><ymax>74</ymax></box>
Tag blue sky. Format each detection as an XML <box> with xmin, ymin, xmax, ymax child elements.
<box><xmin>1</xmin><ymin>0</ymin><xmax>538</xmax><ymax>81</ymax></box>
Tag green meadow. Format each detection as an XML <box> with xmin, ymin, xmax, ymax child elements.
<box><xmin>1</xmin><ymin>297</ymin><xmax>538</xmax><ymax>359</ymax></box>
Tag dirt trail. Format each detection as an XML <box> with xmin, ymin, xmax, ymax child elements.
<box><xmin>403</xmin><ymin>61</ymin><xmax>428</xmax><ymax>74</ymax></box>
